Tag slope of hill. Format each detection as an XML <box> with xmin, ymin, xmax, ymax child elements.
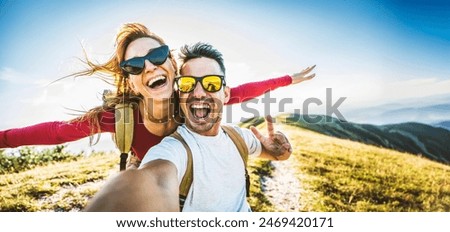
<box><xmin>1</xmin><ymin>122</ymin><xmax>449</xmax><ymax>212</ymax></box>
<box><xmin>267</xmin><ymin>124</ymin><xmax>450</xmax><ymax>211</ymax></box>
<box><xmin>0</xmin><ymin>151</ymin><xmax>118</xmax><ymax>212</ymax></box>
<box><xmin>261</xmin><ymin>114</ymin><xmax>450</xmax><ymax>164</ymax></box>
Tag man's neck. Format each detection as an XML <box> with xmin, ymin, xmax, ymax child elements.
<box><xmin>184</xmin><ymin>123</ymin><xmax>222</xmax><ymax>136</ymax></box>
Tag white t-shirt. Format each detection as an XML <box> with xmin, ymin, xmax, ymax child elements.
<box><xmin>140</xmin><ymin>124</ymin><xmax>262</xmax><ymax>212</ymax></box>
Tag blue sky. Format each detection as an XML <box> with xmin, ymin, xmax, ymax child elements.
<box><xmin>1</xmin><ymin>0</ymin><xmax>449</xmax><ymax>152</ymax></box>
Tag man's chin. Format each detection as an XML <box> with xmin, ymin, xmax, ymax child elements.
<box><xmin>188</xmin><ymin>120</ymin><xmax>209</xmax><ymax>128</ymax></box>
<box><xmin>186</xmin><ymin>120</ymin><xmax>215</xmax><ymax>134</ymax></box>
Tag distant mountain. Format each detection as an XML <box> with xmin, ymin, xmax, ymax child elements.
<box><xmin>380</xmin><ymin>104</ymin><xmax>450</xmax><ymax>124</ymax></box>
<box><xmin>242</xmin><ymin>114</ymin><xmax>450</xmax><ymax>164</ymax></box>
<box><xmin>434</xmin><ymin>121</ymin><xmax>450</xmax><ymax>131</ymax></box>
<box><xmin>345</xmin><ymin>103</ymin><xmax>450</xmax><ymax>125</ymax></box>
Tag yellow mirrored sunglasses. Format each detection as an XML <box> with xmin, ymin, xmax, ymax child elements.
<box><xmin>175</xmin><ymin>75</ymin><xmax>225</xmax><ymax>93</ymax></box>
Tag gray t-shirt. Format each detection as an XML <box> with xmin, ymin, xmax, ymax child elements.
<box><xmin>140</xmin><ymin>124</ymin><xmax>262</xmax><ymax>212</ymax></box>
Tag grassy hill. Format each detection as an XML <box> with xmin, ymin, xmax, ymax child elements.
<box><xmin>1</xmin><ymin>121</ymin><xmax>449</xmax><ymax>212</ymax></box>
<box><xmin>250</xmin><ymin>123</ymin><xmax>449</xmax><ymax>211</ymax></box>
<box><xmin>263</xmin><ymin>114</ymin><xmax>450</xmax><ymax>164</ymax></box>
<box><xmin>0</xmin><ymin>150</ymin><xmax>118</xmax><ymax>212</ymax></box>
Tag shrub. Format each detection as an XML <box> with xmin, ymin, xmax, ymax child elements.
<box><xmin>0</xmin><ymin>145</ymin><xmax>81</xmax><ymax>174</ymax></box>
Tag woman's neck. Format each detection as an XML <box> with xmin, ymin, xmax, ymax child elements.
<box><xmin>141</xmin><ymin>96</ymin><xmax>171</xmax><ymax>122</ymax></box>
<box><xmin>139</xmin><ymin>96</ymin><xmax>179</xmax><ymax>136</ymax></box>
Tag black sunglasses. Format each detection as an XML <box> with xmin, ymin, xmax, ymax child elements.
<box><xmin>120</xmin><ymin>45</ymin><xmax>170</xmax><ymax>75</ymax></box>
<box><xmin>175</xmin><ymin>75</ymin><xmax>226</xmax><ymax>93</ymax></box>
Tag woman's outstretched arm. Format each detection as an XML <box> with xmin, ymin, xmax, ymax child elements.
<box><xmin>0</xmin><ymin>111</ymin><xmax>115</xmax><ymax>148</ymax></box>
<box><xmin>227</xmin><ymin>65</ymin><xmax>316</xmax><ymax>105</ymax></box>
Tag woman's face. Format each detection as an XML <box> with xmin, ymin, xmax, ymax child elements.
<box><xmin>124</xmin><ymin>37</ymin><xmax>176</xmax><ymax>101</ymax></box>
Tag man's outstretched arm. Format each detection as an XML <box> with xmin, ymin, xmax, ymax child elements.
<box><xmin>84</xmin><ymin>159</ymin><xmax>179</xmax><ymax>212</ymax></box>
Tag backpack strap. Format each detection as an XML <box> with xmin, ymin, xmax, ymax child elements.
<box><xmin>169</xmin><ymin>131</ymin><xmax>193</xmax><ymax>212</ymax></box>
<box><xmin>114</xmin><ymin>103</ymin><xmax>134</xmax><ymax>171</ymax></box>
<box><xmin>221</xmin><ymin>125</ymin><xmax>251</xmax><ymax>197</ymax></box>
<box><xmin>221</xmin><ymin>125</ymin><xmax>249</xmax><ymax>166</ymax></box>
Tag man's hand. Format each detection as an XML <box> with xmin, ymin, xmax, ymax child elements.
<box><xmin>250</xmin><ymin>115</ymin><xmax>292</xmax><ymax>160</ymax></box>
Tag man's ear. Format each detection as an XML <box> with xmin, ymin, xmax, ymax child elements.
<box><xmin>224</xmin><ymin>86</ymin><xmax>231</xmax><ymax>104</ymax></box>
<box><xmin>169</xmin><ymin>55</ymin><xmax>179</xmax><ymax>75</ymax></box>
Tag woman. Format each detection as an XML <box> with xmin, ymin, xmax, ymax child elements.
<box><xmin>0</xmin><ymin>23</ymin><xmax>315</xmax><ymax>166</ymax></box>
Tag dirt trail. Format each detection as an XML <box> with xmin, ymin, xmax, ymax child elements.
<box><xmin>262</xmin><ymin>160</ymin><xmax>302</xmax><ymax>212</ymax></box>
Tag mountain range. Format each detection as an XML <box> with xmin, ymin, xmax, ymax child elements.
<box><xmin>242</xmin><ymin>114</ymin><xmax>450</xmax><ymax>164</ymax></box>
<box><xmin>434</xmin><ymin>120</ymin><xmax>450</xmax><ymax>131</ymax></box>
<box><xmin>344</xmin><ymin>103</ymin><xmax>450</xmax><ymax>125</ymax></box>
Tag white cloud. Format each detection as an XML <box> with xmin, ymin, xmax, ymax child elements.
<box><xmin>226</xmin><ymin>62</ymin><xmax>258</xmax><ymax>86</ymax></box>
<box><xmin>0</xmin><ymin>67</ymin><xmax>25</xmax><ymax>83</ymax></box>
<box><xmin>381</xmin><ymin>78</ymin><xmax>450</xmax><ymax>103</ymax></box>
<box><xmin>0</xmin><ymin>67</ymin><xmax>55</xmax><ymax>87</ymax></box>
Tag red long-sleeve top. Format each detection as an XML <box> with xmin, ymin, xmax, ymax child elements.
<box><xmin>0</xmin><ymin>75</ymin><xmax>292</xmax><ymax>159</ymax></box>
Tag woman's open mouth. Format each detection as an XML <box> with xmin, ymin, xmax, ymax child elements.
<box><xmin>147</xmin><ymin>75</ymin><xmax>168</xmax><ymax>89</ymax></box>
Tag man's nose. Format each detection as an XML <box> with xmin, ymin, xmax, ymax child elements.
<box><xmin>192</xmin><ymin>81</ymin><xmax>206</xmax><ymax>98</ymax></box>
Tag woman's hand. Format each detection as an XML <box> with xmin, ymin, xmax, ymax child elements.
<box><xmin>291</xmin><ymin>65</ymin><xmax>316</xmax><ymax>84</ymax></box>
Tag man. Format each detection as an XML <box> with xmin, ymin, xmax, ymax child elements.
<box><xmin>84</xmin><ymin>42</ymin><xmax>292</xmax><ymax>211</ymax></box>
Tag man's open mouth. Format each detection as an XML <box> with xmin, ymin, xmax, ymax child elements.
<box><xmin>189</xmin><ymin>103</ymin><xmax>211</xmax><ymax>120</ymax></box>
<box><xmin>147</xmin><ymin>75</ymin><xmax>167</xmax><ymax>89</ymax></box>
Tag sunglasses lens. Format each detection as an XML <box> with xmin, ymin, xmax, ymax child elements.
<box><xmin>201</xmin><ymin>75</ymin><xmax>222</xmax><ymax>92</ymax></box>
<box><xmin>148</xmin><ymin>45</ymin><xmax>169</xmax><ymax>65</ymax></box>
<box><xmin>122</xmin><ymin>58</ymin><xmax>145</xmax><ymax>75</ymax></box>
<box><xmin>178</xmin><ymin>77</ymin><xmax>196</xmax><ymax>93</ymax></box>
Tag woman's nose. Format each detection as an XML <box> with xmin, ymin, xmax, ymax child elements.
<box><xmin>143</xmin><ymin>60</ymin><xmax>158</xmax><ymax>73</ymax></box>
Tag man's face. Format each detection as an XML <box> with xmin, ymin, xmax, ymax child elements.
<box><xmin>179</xmin><ymin>57</ymin><xmax>230</xmax><ymax>136</ymax></box>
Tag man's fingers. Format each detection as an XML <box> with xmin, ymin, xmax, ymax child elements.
<box><xmin>250</xmin><ymin>126</ymin><xmax>264</xmax><ymax>142</ymax></box>
<box><xmin>265</xmin><ymin>115</ymin><xmax>275</xmax><ymax>140</ymax></box>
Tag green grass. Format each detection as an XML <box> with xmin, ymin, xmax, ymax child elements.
<box><xmin>0</xmin><ymin>151</ymin><xmax>118</xmax><ymax>212</ymax></box>
<box><xmin>279</xmin><ymin>123</ymin><xmax>450</xmax><ymax>212</ymax></box>
<box><xmin>1</xmin><ymin>121</ymin><xmax>449</xmax><ymax>212</ymax></box>
<box><xmin>247</xmin><ymin>159</ymin><xmax>276</xmax><ymax>212</ymax></box>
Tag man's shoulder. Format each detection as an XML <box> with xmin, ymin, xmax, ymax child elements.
<box><xmin>222</xmin><ymin>124</ymin><xmax>261</xmax><ymax>157</ymax></box>
<box><xmin>221</xmin><ymin>124</ymin><xmax>252</xmax><ymax>137</ymax></box>
<box><xmin>148</xmin><ymin>131</ymin><xmax>187</xmax><ymax>155</ymax></box>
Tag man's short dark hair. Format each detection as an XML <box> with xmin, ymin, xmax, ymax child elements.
<box><xmin>179</xmin><ymin>42</ymin><xmax>226</xmax><ymax>75</ymax></box>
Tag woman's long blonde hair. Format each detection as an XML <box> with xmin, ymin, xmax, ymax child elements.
<box><xmin>69</xmin><ymin>23</ymin><xmax>177</xmax><ymax>144</ymax></box>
